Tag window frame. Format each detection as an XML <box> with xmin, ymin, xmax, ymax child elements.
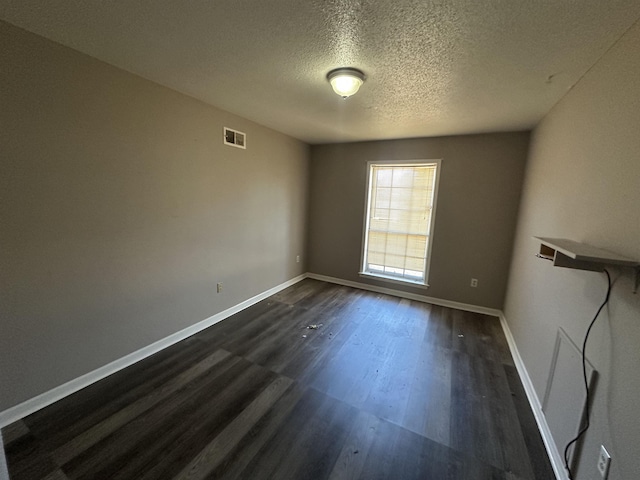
<box><xmin>359</xmin><ymin>159</ymin><xmax>441</xmax><ymax>288</ymax></box>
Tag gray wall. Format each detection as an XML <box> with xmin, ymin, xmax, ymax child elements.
<box><xmin>504</xmin><ymin>20</ymin><xmax>640</xmax><ymax>480</ymax></box>
<box><xmin>308</xmin><ymin>133</ymin><xmax>529</xmax><ymax>309</ymax></box>
<box><xmin>0</xmin><ymin>21</ymin><xmax>309</xmax><ymax>412</ymax></box>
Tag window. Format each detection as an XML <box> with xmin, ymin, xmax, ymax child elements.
<box><xmin>360</xmin><ymin>161</ymin><xmax>440</xmax><ymax>286</ymax></box>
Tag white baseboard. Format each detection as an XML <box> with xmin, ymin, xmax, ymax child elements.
<box><xmin>0</xmin><ymin>274</ymin><xmax>308</xmax><ymax>428</ymax></box>
<box><xmin>307</xmin><ymin>273</ymin><xmax>502</xmax><ymax>317</ymax></box>
<box><xmin>498</xmin><ymin>312</ymin><xmax>567</xmax><ymax>480</ymax></box>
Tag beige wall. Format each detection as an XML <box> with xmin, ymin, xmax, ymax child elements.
<box><xmin>307</xmin><ymin>133</ymin><xmax>529</xmax><ymax>309</ymax></box>
<box><xmin>0</xmin><ymin>21</ymin><xmax>309</xmax><ymax>411</ymax></box>
<box><xmin>504</xmin><ymin>21</ymin><xmax>640</xmax><ymax>480</ymax></box>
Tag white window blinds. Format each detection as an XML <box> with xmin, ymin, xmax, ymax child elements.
<box><xmin>362</xmin><ymin>162</ymin><xmax>439</xmax><ymax>284</ymax></box>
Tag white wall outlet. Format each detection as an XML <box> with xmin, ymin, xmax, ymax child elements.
<box><xmin>597</xmin><ymin>445</ymin><xmax>611</xmax><ymax>479</ymax></box>
<box><xmin>296</xmin><ymin>255</ymin><xmax>300</xmax><ymax>263</ymax></box>
<box><xmin>470</xmin><ymin>278</ymin><xmax>478</xmax><ymax>288</ymax></box>
<box><xmin>216</xmin><ymin>282</ymin><xmax>223</xmax><ymax>293</ymax></box>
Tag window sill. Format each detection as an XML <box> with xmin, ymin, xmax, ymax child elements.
<box><xmin>358</xmin><ymin>272</ymin><xmax>430</xmax><ymax>289</ymax></box>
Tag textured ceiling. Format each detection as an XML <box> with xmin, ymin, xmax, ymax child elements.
<box><xmin>1</xmin><ymin>1</ymin><xmax>640</xmax><ymax>144</ymax></box>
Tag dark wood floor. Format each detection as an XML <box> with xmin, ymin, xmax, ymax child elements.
<box><xmin>2</xmin><ymin>279</ymin><xmax>555</xmax><ymax>480</ymax></box>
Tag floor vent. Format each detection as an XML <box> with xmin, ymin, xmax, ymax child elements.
<box><xmin>223</xmin><ymin>127</ymin><xmax>246</xmax><ymax>149</ymax></box>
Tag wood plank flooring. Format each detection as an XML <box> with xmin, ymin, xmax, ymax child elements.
<box><xmin>2</xmin><ymin>279</ymin><xmax>555</xmax><ymax>479</ymax></box>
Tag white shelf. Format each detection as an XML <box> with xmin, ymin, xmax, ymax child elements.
<box><xmin>534</xmin><ymin>237</ymin><xmax>640</xmax><ymax>293</ymax></box>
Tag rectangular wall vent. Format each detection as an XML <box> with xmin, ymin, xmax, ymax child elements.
<box><xmin>223</xmin><ymin>127</ymin><xmax>246</xmax><ymax>149</ymax></box>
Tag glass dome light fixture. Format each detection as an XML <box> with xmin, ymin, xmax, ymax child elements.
<box><xmin>327</xmin><ymin>67</ymin><xmax>365</xmax><ymax>98</ymax></box>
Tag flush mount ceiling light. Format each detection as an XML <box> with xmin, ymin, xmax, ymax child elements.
<box><xmin>327</xmin><ymin>67</ymin><xmax>365</xmax><ymax>98</ymax></box>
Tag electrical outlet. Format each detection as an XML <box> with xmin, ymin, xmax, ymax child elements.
<box><xmin>296</xmin><ymin>255</ymin><xmax>300</xmax><ymax>263</ymax></box>
<box><xmin>597</xmin><ymin>445</ymin><xmax>611</xmax><ymax>479</ymax></box>
<box><xmin>470</xmin><ymin>278</ymin><xmax>478</xmax><ymax>288</ymax></box>
<box><xmin>217</xmin><ymin>282</ymin><xmax>223</xmax><ymax>293</ymax></box>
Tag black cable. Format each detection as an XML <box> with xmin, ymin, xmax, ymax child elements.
<box><xmin>563</xmin><ymin>268</ymin><xmax>612</xmax><ymax>480</ymax></box>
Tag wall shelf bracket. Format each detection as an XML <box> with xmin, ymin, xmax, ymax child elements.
<box><xmin>534</xmin><ymin>237</ymin><xmax>640</xmax><ymax>294</ymax></box>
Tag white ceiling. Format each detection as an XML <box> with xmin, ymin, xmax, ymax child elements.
<box><xmin>1</xmin><ymin>1</ymin><xmax>640</xmax><ymax>144</ymax></box>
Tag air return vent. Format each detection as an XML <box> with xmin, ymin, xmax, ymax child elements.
<box><xmin>223</xmin><ymin>127</ymin><xmax>246</xmax><ymax>149</ymax></box>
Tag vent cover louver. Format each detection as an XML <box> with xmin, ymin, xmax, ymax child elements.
<box><xmin>223</xmin><ymin>127</ymin><xmax>246</xmax><ymax>149</ymax></box>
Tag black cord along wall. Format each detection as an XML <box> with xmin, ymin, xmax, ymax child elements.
<box><xmin>563</xmin><ymin>269</ymin><xmax>612</xmax><ymax>480</ymax></box>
